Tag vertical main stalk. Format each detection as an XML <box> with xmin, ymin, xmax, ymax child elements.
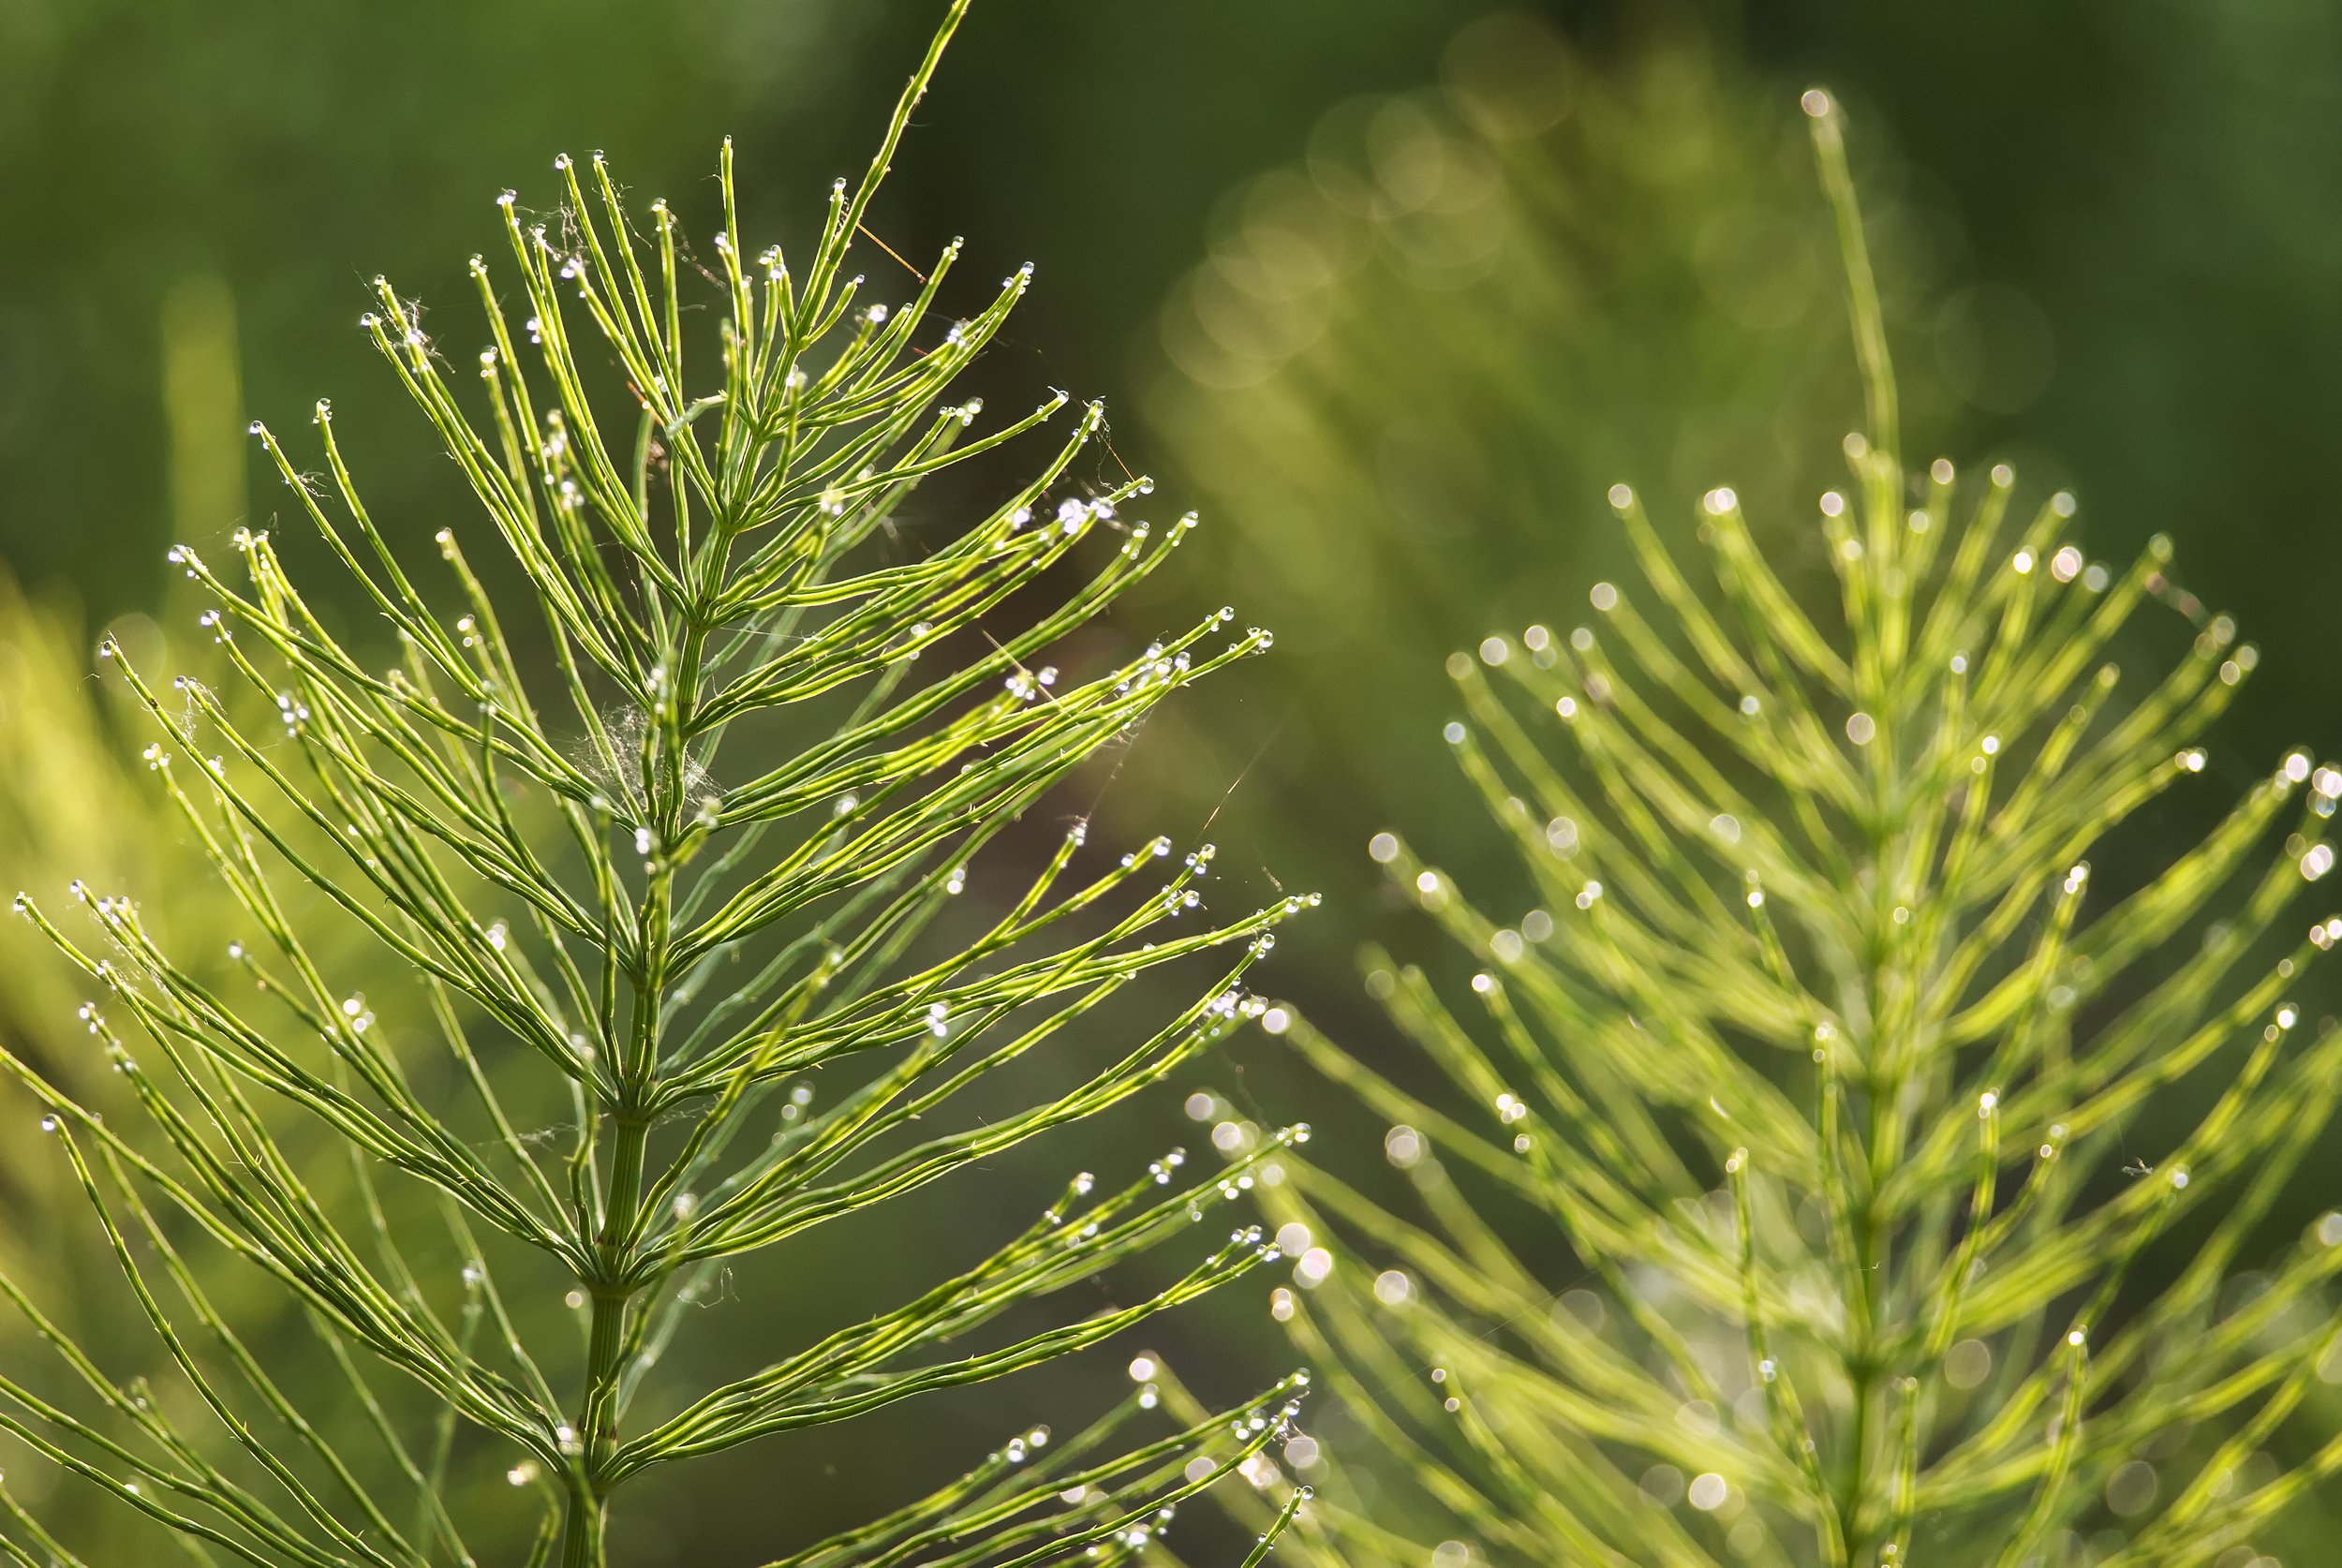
<box><xmin>563</xmin><ymin>613</ymin><xmax>698</xmax><ymax>1568</ymax></box>
<box><xmin>562</xmin><ymin>1114</ymin><xmax>650</xmax><ymax>1568</ymax></box>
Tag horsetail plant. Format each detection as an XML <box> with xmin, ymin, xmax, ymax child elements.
<box><xmin>3</xmin><ymin>6</ymin><xmax>1313</xmax><ymax>1563</ymax></box>
<box><xmin>1216</xmin><ymin>94</ymin><xmax>2342</xmax><ymax>1567</ymax></box>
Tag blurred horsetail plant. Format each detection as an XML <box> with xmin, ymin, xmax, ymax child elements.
<box><xmin>1217</xmin><ymin>94</ymin><xmax>2342</xmax><ymax>1568</ymax></box>
<box><xmin>2</xmin><ymin>4</ymin><xmax>1313</xmax><ymax>1563</ymax></box>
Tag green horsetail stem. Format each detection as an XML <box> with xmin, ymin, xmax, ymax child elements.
<box><xmin>1199</xmin><ymin>88</ymin><xmax>2342</xmax><ymax>1568</ymax></box>
<box><xmin>0</xmin><ymin>5</ymin><xmax>1312</xmax><ymax>1565</ymax></box>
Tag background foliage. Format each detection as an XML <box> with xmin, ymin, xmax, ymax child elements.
<box><xmin>6</xmin><ymin>0</ymin><xmax>2342</xmax><ymax>1562</ymax></box>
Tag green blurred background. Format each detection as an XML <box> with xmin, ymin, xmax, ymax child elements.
<box><xmin>5</xmin><ymin>0</ymin><xmax>2342</xmax><ymax>1560</ymax></box>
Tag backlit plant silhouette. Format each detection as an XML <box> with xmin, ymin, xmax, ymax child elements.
<box><xmin>1213</xmin><ymin>93</ymin><xmax>2342</xmax><ymax>1568</ymax></box>
<box><xmin>2</xmin><ymin>6</ymin><xmax>1311</xmax><ymax>1563</ymax></box>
